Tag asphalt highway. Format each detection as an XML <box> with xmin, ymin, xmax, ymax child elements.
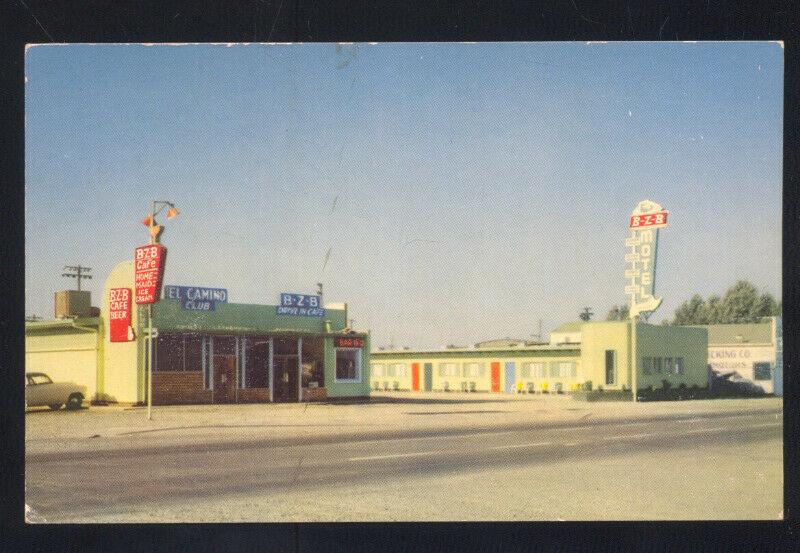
<box><xmin>25</xmin><ymin>404</ymin><xmax>782</xmax><ymax>521</ymax></box>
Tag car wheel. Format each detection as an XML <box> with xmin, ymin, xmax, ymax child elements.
<box><xmin>49</xmin><ymin>404</ymin><xmax>62</xmax><ymax>411</ymax></box>
<box><xmin>66</xmin><ymin>393</ymin><xmax>83</xmax><ymax>411</ymax></box>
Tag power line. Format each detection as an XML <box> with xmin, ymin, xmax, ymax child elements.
<box><xmin>61</xmin><ymin>265</ymin><xmax>92</xmax><ymax>291</ymax></box>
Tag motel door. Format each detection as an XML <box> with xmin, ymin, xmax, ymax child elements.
<box><xmin>491</xmin><ymin>362</ymin><xmax>501</xmax><ymax>392</ymax></box>
<box><xmin>213</xmin><ymin>356</ymin><xmax>236</xmax><ymax>404</ymax></box>
<box><xmin>273</xmin><ymin>356</ymin><xmax>299</xmax><ymax>402</ymax></box>
<box><xmin>423</xmin><ymin>363</ymin><xmax>433</xmax><ymax>392</ymax></box>
<box><xmin>504</xmin><ymin>362</ymin><xmax>516</xmax><ymax>393</ymax></box>
<box><xmin>411</xmin><ymin>363</ymin><xmax>420</xmax><ymax>392</ymax></box>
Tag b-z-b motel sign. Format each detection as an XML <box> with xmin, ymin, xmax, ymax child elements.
<box><xmin>625</xmin><ymin>200</ymin><xmax>668</xmax><ymax>320</ymax></box>
<box><xmin>134</xmin><ymin>244</ymin><xmax>167</xmax><ymax>304</ymax></box>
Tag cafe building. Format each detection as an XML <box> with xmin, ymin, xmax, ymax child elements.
<box><xmin>98</xmin><ymin>259</ymin><xmax>371</xmax><ymax>405</ymax></box>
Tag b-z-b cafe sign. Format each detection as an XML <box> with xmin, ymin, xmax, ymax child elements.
<box><xmin>134</xmin><ymin>244</ymin><xmax>167</xmax><ymax>304</ymax></box>
<box><xmin>109</xmin><ymin>287</ymin><xmax>133</xmax><ymax>342</ymax></box>
<box><xmin>625</xmin><ymin>200</ymin><xmax>668</xmax><ymax>320</ymax></box>
<box><xmin>335</xmin><ymin>336</ymin><xmax>365</xmax><ymax>348</ymax></box>
<box><xmin>276</xmin><ymin>293</ymin><xmax>325</xmax><ymax>317</ymax></box>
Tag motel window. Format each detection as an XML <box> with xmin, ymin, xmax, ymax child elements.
<box><xmin>655</xmin><ymin>357</ymin><xmax>663</xmax><ymax>374</ymax></box>
<box><xmin>754</xmin><ymin>362</ymin><xmax>772</xmax><ymax>381</ymax></box>
<box><xmin>675</xmin><ymin>357</ymin><xmax>685</xmax><ymax>375</ymax></box>
<box><xmin>665</xmin><ymin>358</ymin><xmax>674</xmax><ymax>375</ymax></box>
<box><xmin>155</xmin><ymin>333</ymin><xmax>184</xmax><ymax>371</ymax></box>
<box><xmin>371</xmin><ymin>364</ymin><xmax>384</xmax><ymax>378</ymax></box>
<box><xmin>335</xmin><ymin>348</ymin><xmax>362</xmax><ymax>382</ymax></box>
<box><xmin>643</xmin><ymin>357</ymin><xmax>653</xmax><ymax>375</ymax></box>
<box><xmin>521</xmin><ymin>362</ymin><xmax>544</xmax><ymax>378</ymax></box>
<box><xmin>605</xmin><ymin>350</ymin><xmax>616</xmax><ymax>385</ymax></box>
<box><xmin>549</xmin><ymin>362</ymin><xmax>561</xmax><ymax>378</ymax></box>
<box><xmin>439</xmin><ymin>363</ymin><xmax>459</xmax><ymax>377</ymax></box>
<box><xmin>392</xmin><ymin>363</ymin><xmax>408</xmax><ymax>377</ymax></box>
<box><xmin>560</xmin><ymin>362</ymin><xmax>577</xmax><ymax>379</ymax></box>
<box><xmin>245</xmin><ymin>339</ymin><xmax>270</xmax><ymax>388</ymax></box>
<box><xmin>462</xmin><ymin>362</ymin><xmax>485</xmax><ymax>378</ymax></box>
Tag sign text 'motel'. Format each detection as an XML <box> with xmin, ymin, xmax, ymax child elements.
<box><xmin>276</xmin><ymin>293</ymin><xmax>325</xmax><ymax>317</ymax></box>
<box><xmin>165</xmin><ymin>285</ymin><xmax>228</xmax><ymax>311</ymax></box>
<box><xmin>134</xmin><ymin>244</ymin><xmax>167</xmax><ymax>304</ymax></box>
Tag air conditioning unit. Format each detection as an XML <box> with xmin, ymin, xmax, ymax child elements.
<box><xmin>469</xmin><ymin>381</ymin><xmax>476</xmax><ymax>392</ymax></box>
<box><xmin>460</xmin><ymin>381</ymin><xmax>469</xmax><ymax>392</ymax></box>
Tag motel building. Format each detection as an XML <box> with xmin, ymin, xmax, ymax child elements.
<box><xmin>25</xmin><ymin>259</ymin><xmax>371</xmax><ymax>405</ymax></box>
<box><xmin>370</xmin><ymin>321</ymin><xmax>711</xmax><ymax>395</ymax></box>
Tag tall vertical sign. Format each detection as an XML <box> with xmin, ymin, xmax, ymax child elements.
<box><xmin>109</xmin><ymin>287</ymin><xmax>133</xmax><ymax>342</ymax></box>
<box><xmin>134</xmin><ymin>244</ymin><xmax>167</xmax><ymax>304</ymax></box>
<box><xmin>625</xmin><ymin>200</ymin><xmax>668</xmax><ymax>320</ymax></box>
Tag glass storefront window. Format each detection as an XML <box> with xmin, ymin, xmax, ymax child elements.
<box><xmin>335</xmin><ymin>348</ymin><xmax>361</xmax><ymax>381</ymax></box>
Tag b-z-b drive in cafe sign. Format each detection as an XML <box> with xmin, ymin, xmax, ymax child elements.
<box><xmin>134</xmin><ymin>244</ymin><xmax>167</xmax><ymax>304</ymax></box>
<box><xmin>109</xmin><ymin>287</ymin><xmax>133</xmax><ymax>342</ymax></box>
<box><xmin>625</xmin><ymin>200</ymin><xmax>668</xmax><ymax>319</ymax></box>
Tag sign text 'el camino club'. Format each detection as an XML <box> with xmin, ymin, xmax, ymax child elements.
<box><xmin>625</xmin><ymin>200</ymin><xmax>668</xmax><ymax>320</ymax></box>
<box><xmin>134</xmin><ymin>244</ymin><xmax>167</xmax><ymax>304</ymax></box>
<box><xmin>164</xmin><ymin>285</ymin><xmax>228</xmax><ymax>311</ymax></box>
<box><xmin>276</xmin><ymin>293</ymin><xmax>325</xmax><ymax>317</ymax></box>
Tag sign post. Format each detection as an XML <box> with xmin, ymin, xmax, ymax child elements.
<box><xmin>134</xmin><ymin>243</ymin><xmax>167</xmax><ymax>420</ymax></box>
<box><xmin>625</xmin><ymin>200</ymin><xmax>669</xmax><ymax>402</ymax></box>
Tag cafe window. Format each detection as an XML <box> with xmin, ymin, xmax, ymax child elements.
<box><xmin>754</xmin><ymin>362</ymin><xmax>772</xmax><ymax>381</ymax></box>
<box><xmin>675</xmin><ymin>357</ymin><xmax>685</xmax><ymax>375</ymax></box>
<box><xmin>245</xmin><ymin>339</ymin><xmax>270</xmax><ymax>388</ymax></box>
<box><xmin>155</xmin><ymin>333</ymin><xmax>184</xmax><ymax>371</ymax></box>
<box><xmin>335</xmin><ymin>348</ymin><xmax>361</xmax><ymax>382</ymax></box>
<box><xmin>655</xmin><ymin>357</ymin><xmax>664</xmax><ymax>374</ymax></box>
<box><xmin>184</xmin><ymin>334</ymin><xmax>203</xmax><ymax>371</ymax></box>
<box><xmin>643</xmin><ymin>357</ymin><xmax>653</xmax><ymax>375</ymax></box>
<box><xmin>665</xmin><ymin>357</ymin><xmax>674</xmax><ymax>374</ymax></box>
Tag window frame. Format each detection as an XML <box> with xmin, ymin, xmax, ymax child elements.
<box><xmin>605</xmin><ymin>350</ymin><xmax>616</xmax><ymax>385</ymax></box>
<box><xmin>334</xmin><ymin>347</ymin><xmax>362</xmax><ymax>383</ymax></box>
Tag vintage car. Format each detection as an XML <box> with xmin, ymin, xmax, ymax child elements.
<box><xmin>25</xmin><ymin>372</ymin><xmax>86</xmax><ymax>411</ymax></box>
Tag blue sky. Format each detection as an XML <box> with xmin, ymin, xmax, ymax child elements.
<box><xmin>25</xmin><ymin>42</ymin><xmax>783</xmax><ymax>348</ymax></box>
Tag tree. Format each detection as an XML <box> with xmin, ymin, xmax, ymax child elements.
<box><xmin>606</xmin><ymin>304</ymin><xmax>629</xmax><ymax>321</ymax></box>
<box><xmin>667</xmin><ymin>281</ymin><xmax>780</xmax><ymax>325</ymax></box>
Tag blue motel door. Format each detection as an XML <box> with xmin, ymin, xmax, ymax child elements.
<box><xmin>504</xmin><ymin>362</ymin><xmax>516</xmax><ymax>393</ymax></box>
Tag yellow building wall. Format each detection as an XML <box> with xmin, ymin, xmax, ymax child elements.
<box><xmin>580</xmin><ymin>321</ymin><xmax>632</xmax><ymax>390</ymax></box>
<box><xmin>637</xmin><ymin>324</ymin><xmax>708</xmax><ymax>389</ymax></box>
<box><xmin>101</xmin><ymin>260</ymin><xmax>141</xmax><ymax>403</ymax></box>
<box><xmin>25</xmin><ymin>331</ymin><xmax>98</xmax><ymax>399</ymax></box>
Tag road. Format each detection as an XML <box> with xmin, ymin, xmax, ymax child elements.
<box><xmin>25</xmin><ymin>397</ymin><xmax>783</xmax><ymax>521</ymax></box>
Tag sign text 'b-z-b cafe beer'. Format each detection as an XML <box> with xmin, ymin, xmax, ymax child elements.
<box><xmin>134</xmin><ymin>244</ymin><xmax>167</xmax><ymax>305</ymax></box>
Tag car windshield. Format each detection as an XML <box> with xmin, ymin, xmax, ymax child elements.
<box><xmin>29</xmin><ymin>374</ymin><xmax>52</xmax><ymax>385</ymax></box>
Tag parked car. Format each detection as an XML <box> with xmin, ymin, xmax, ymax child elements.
<box><xmin>25</xmin><ymin>372</ymin><xmax>86</xmax><ymax>411</ymax></box>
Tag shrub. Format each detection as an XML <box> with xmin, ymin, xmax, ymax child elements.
<box><xmin>661</xmin><ymin>379</ymin><xmax>672</xmax><ymax>390</ymax></box>
<box><xmin>583</xmin><ymin>380</ymin><xmax>593</xmax><ymax>391</ymax></box>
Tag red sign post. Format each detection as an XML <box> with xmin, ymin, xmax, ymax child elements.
<box><xmin>134</xmin><ymin>244</ymin><xmax>167</xmax><ymax>304</ymax></box>
<box><xmin>109</xmin><ymin>287</ymin><xmax>133</xmax><ymax>342</ymax></box>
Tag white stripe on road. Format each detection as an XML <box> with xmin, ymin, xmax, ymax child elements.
<box><xmin>602</xmin><ymin>433</ymin><xmax>654</xmax><ymax>440</ymax></box>
<box><xmin>349</xmin><ymin>450</ymin><xmax>444</xmax><ymax>461</ymax></box>
<box><xmin>676</xmin><ymin>418</ymin><xmax>706</xmax><ymax>423</ymax></box>
<box><xmin>683</xmin><ymin>427</ymin><xmax>726</xmax><ymax>434</ymax></box>
<box><xmin>490</xmin><ymin>442</ymin><xmax>553</xmax><ymax>450</ymax></box>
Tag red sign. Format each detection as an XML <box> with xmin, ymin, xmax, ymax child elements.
<box><xmin>109</xmin><ymin>288</ymin><xmax>132</xmax><ymax>342</ymax></box>
<box><xmin>134</xmin><ymin>244</ymin><xmax>167</xmax><ymax>304</ymax></box>
<box><xmin>335</xmin><ymin>336</ymin><xmax>365</xmax><ymax>348</ymax></box>
<box><xmin>630</xmin><ymin>211</ymin><xmax>668</xmax><ymax>229</ymax></box>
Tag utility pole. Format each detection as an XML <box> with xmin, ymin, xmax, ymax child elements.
<box><xmin>317</xmin><ymin>282</ymin><xmax>323</xmax><ymax>304</ymax></box>
<box><xmin>62</xmin><ymin>265</ymin><xmax>92</xmax><ymax>291</ymax></box>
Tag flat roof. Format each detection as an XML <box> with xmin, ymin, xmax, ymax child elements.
<box><xmin>372</xmin><ymin>344</ymin><xmax>581</xmax><ymax>355</ymax></box>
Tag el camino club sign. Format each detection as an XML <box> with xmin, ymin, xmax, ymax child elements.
<box><xmin>165</xmin><ymin>285</ymin><xmax>228</xmax><ymax>311</ymax></box>
<box><xmin>625</xmin><ymin>200</ymin><xmax>668</xmax><ymax>319</ymax></box>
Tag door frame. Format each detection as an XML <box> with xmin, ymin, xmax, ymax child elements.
<box><xmin>491</xmin><ymin>362</ymin><xmax>501</xmax><ymax>392</ymax></box>
<box><xmin>272</xmin><ymin>354</ymin><xmax>300</xmax><ymax>402</ymax></box>
<box><xmin>213</xmin><ymin>355</ymin><xmax>236</xmax><ymax>403</ymax></box>
<box><xmin>504</xmin><ymin>361</ymin><xmax>516</xmax><ymax>393</ymax></box>
<box><xmin>423</xmin><ymin>363</ymin><xmax>433</xmax><ymax>392</ymax></box>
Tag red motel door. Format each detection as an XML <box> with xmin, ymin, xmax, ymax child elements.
<box><xmin>491</xmin><ymin>362</ymin><xmax>501</xmax><ymax>392</ymax></box>
<box><xmin>411</xmin><ymin>363</ymin><xmax>420</xmax><ymax>391</ymax></box>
